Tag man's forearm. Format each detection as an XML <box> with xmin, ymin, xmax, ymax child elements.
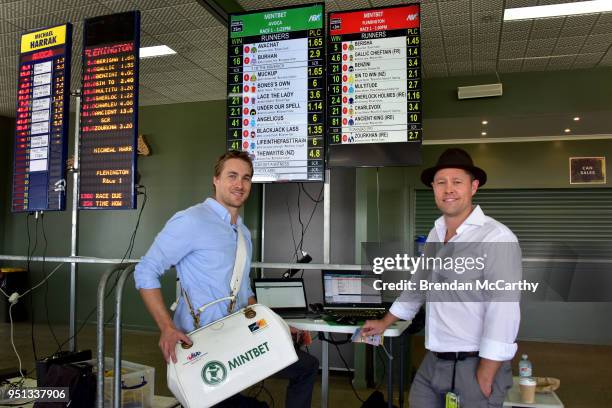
<box><xmin>139</xmin><ymin>288</ymin><xmax>175</xmax><ymax>331</ymax></box>
<box><xmin>382</xmin><ymin>311</ymin><xmax>400</xmax><ymax>326</ymax></box>
<box><xmin>477</xmin><ymin>357</ymin><xmax>502</xmax><ymax>384</ymax></box>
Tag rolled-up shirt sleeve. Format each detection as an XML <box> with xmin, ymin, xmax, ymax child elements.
<box><xmin>479</xmin><ymin>235</ymin><xmax>522</xmax><ymax>361</ymax></box>
<box><xmin>134</xmin><ymin>213</ymin><xmax>193</xmax><ymax>290</ymax></box>
<box><xmin>479</xmin><ymin>302</ymin><xmax>520</xmax><ymax>361</ymax></box>
<box><xmin>389</xmin><ymin>261</ymin><xmax>428</xmax><ymax>321</ymax></box>
<box><xmin>389</xmin><ymin>296</ymin><xmax>422</xmax><ymax>321</ymax></box>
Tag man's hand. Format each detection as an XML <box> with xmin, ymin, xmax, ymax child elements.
<box><xmin>361</xmin><ymin>312</ymin><xmax>399</xmax><ymax>336</ymax></box>
<box><xmin>139</xmin><ymin>288</ymin><xmax>191</xmax><ymax>364</ymax></box>
<box><xmin>476</xmin><ymin>367</ymin><xmax>493</xmax><ymax>398</ymax></box>
<box><xmin>476</xmin><ymin>358</ymin><xmax>501</xmax><ymax>399</ymax></box>
<box><xmin>160</xmin><ymin>325</ymin><xmax>192</xmax><ymax>364</ymax></box>
<box><xmin>361</xmin><ymin>319</ymin><xmax>389</xmax><ymax>336</ymax></box>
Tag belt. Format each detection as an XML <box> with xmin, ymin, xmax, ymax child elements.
<box><xmin>433</xmin><ymin>351</ymin><xmax>479</xmax><ymax>361</ymax></box>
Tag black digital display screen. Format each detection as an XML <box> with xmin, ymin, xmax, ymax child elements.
<box><xmin>12</xmin><ymin>24</ymin><xmax>72</xmax><ymax>212</ymax></box>
<box><xmin>78</xmin><ymin>11</ymin><xmax>140</xmax><ymax>210</ymax></box>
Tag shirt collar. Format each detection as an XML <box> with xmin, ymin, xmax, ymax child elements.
<box><xmin>434</xmin><ymin>205</ymin><xmax>485</xmax><ymax>240</ymax></box>
<box><xmin>205</xmin><ymin>197</ymin><xmax>243</xmax><ymax>226</ymax></box>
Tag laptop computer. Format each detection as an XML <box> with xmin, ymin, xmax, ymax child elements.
<box><xmin>254</xmin><ymin>278</ymin><xmax>317</xmax><ymax>319</ymax></box>
<box><xmin>321</xmin><ymin>270</ymin><xmax>387</xmax><ymax>322</ymax></box>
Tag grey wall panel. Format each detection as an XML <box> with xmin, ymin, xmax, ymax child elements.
<box><xmin>263</xmin><ymin>168</ymin><xmax>356</xmax><ymax>369</ymax></box>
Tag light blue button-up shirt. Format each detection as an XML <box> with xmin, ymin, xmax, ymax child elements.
<box><xmin>135</xmin><ymin>198</ymin><xmax>254</xmax><ymax>332</ymax></box>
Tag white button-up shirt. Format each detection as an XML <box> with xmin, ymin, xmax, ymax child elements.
<box><xmin>389</xmin><ymin>205</ymin><xmax>521</xmax><ymax>361</ymax></box>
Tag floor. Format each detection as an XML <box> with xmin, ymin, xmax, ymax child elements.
<box><xmin>1</xmin><ymin>321</ymin><xmax>611</xmax><ymax>407</ymax></box>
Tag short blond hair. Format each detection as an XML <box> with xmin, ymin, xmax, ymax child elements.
<box><xmin>213</xmin><ymin>150</ymin><xmax>253</xmax><ymax>192</ymax></box>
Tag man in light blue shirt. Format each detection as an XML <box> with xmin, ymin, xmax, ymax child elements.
<box><xmin>135</xmin><ymin>150</ymin><xmax>318</xmax><ymax>408</ymax></box>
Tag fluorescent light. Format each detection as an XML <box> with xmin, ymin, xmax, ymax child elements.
<box><xmin>481</xmin><ymin>131</ymin><xmax>487</xmax><ymax>136</ymax></box>
<box><xmin>482</xmin><ymin>120</ymin><xmax>488</xmax><ymax>125</ymax></box>
<box><xmin>564</xmin><ymin>128</ymin><xmax>571</xmax><ymax>133</ymax></box>
<box><xmin>140</xmin><ymin>45</ymin><xmax>176</xmax><ymax>58</ymax></box>
<box><xmin>504</xmin><ymin>0</ymin><xmax>612</xmax><ymax>21</ymax></box>
<box><xmin>573</xmin><ymin>116</ymin><xmax>581</xmax><ymax>121</ymax></box>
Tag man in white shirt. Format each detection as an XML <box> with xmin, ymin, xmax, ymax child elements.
<box><xmin>362</xmin><ymin>148</ymin><xmax>521</xmax><ymax>407</ymax></box>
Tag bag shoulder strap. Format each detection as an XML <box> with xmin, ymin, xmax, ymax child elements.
<box><xmin>227</xmin><ymin>225</ymin><xmax>247</xmax><ymax>313</ymax></box>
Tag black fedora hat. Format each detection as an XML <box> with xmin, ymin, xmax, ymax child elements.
<box><xmin>421</xmin><ymin>148</ymin><xmax>487</xmax><ymax>187</ymax></box>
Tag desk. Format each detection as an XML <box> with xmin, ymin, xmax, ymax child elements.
<box><xmin>286</xmin><ymin>319</ymin><xmax>411</xmax><ymax>408</ymax></box>
<box><xmin>503</xmin><ymin>377</ymin><xmax>564</xmax><ymax>408</ymax></box>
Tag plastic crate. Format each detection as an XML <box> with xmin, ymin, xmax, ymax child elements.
<box><xmin>85</xmin><ymin>357</ymin><xmax>155</xmax><ymax>408</ymax></box>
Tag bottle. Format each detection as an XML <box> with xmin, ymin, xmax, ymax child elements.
<box><xmin>415</xmin><ymin>235</ymin><xmax>427</xmax><ymax>256</ymax></box>
<box><xmin>518</xmin><ymin>354</ymin><xmax>532</xmax><ymax>377</ymax></box>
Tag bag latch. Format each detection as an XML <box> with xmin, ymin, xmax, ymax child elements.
<box><xmin>244</xmin><ymin>307</ymin><xmax>256</xmax><ymax>319</ymax></box>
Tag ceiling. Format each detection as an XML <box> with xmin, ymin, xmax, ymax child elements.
<box><xmin>0</xmin><ymin>0</ymin><xmax>611</xmax><ymax>117</ymax></box>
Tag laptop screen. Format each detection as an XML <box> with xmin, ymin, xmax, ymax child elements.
<box><xmin>322</xmin><ymin>271</ymin><xmax>382</xmax><ymax>307</ymax></box>
<box><xmin>254</xmin><ymin>279</ymin><xmax>307</xmax><ymax>310</ymax></box>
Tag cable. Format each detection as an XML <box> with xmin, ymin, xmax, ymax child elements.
<box><xmin>259</xmin><ymin>383</ymin><xmax>275</xmax><ymax>408</ymax></box>
<box><xmin>300</xmin><ymin>183</ymin><xmax>324</xmax><ymax>203</ymax></box>
<box><xmin>287</xmin><ymin>183</ymin><xmax>323</xmax><ymax>271</ymax></box>
<box><xmin>104</xmin><ymin>186</ymin><xmax>147</xmax><ymax>324</ymax></box>
<box><xmin>41</xmin><ymin>212</ymin><xmax>61</xmax><ymax>349</ymax></box>
<box><xmin>26</xmin><ymin>213</ymin><xmax>39</xmax><ymax>361</ymax></box>
<box><xmin>15</xmin><ymin>262</ymin><xmax>65</xmax><ymax>299</ymax></box>
<box><xmin>297</xmin><ymin>185</ymin><xmax>323</xmax><ymax>278</ymax></box>
<box><xmin>330</xmin><ymin>334</ymin><xmax>366</xmax><ymax>403</ymax></box>
<box><xmin>0</xmin><ymin>261</ymin><xmax>66</xmax><ymax>382</ymax></box>
<box><xmin>317</xmin><ymin>331</ymin><xmax>351</xmax><ymax>346</ymax></box>
<box><xmin>296</xmin><ymin>184</ymin><xmax>304</xmax><ymax>254</ymax></box>
<box><xmin>9</xmin><ymin>303</ymin><xmax>24</xmax><ymax>380</ymax></box>
<box><xmin>295</xmin><ymin>185</ymin><xmax>323</xmax><ymax>253</ymax></box>
<box><xmin>375</xmin><ymin>347</ymin><xmax>387</xmax><ymax>391</ymax></box>
<box><xmin>286</xmin><ymin>198</ymin><xmax>299</xmax><ymax>260</ymax></box>
<box><xmin>0</xmin><ymin>263</ymin><xmax>66</xmax><ymax>301</ymax></box>
<box><xmin>56</xmin><ymin>186</ymin><xmax>148</xmax><ymax>351</ymax></box>
<box><xmin>249</xmin><ymin>380</ymin><xmax>265</xmax><ymax>400</ymax></box>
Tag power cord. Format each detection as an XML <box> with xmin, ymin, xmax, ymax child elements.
<box><xmin>41</xmin><ymin>212</ymin><xmax>61</xmax><ymax>350</ymax></box>
<box><xmin>0</xmin><ymin>262</ymin><xmax>65</xmax><ymax>383</ymax></box>
<box><xmin>9</xmin><ymin>303</ymin><xmax>24</xmax><ymax>379</ymax></box>
<box><xmin>248</xmin><ymin>380</ymin><xmax>274</xmax><ymax>407</ymax></box>
<box><xmin>328</xmin><ymin>334</ymin><xmax>366</xmax><ymax>403</ymax></box>
<box><xmin>259</xmin><ymin>383</ymin><xmax>275</xmax><ymax>408</ymax></box>
<box><xmin>26</xmin><ymin>213</ymin><xmax>39</xmax><ymax>361</ymax></box>
<box><xmin>284</xmin><ymin>183</ymin><xmax>322</xmax><ymax>278</ymax></box>
<box><xmin>300</xmin><ymin>183</ymin><xmax>324</xmax><ymax>203</ymax></box>
<box><xmin>55</xmin><ymin>185</ymin><xmax>148</xmax><ymax>352</ymax></box>
<box><xmin>295</xmin><ymin>184</ymin><xmax>323</xmax><ymax>278</ymax></box>
<box><xmin>375</xmin><ymin>347</ymin><xmax>387</xmax><ymax>391</ymax></box>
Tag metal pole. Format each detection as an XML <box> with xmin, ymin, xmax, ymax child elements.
<box><xmin>323</xmin><ymin>169</ymin><xmax>331</xmax><ymax>264</ymax></box>
<box><xmin>97</xmin><ymin>264</ymin><xmax>121</xmax><ymax>408</ymax></box>
<box><xmin>69</xmin><ymin>90</ymin><xmax>81</xmax><ymax>352</ymax></box>
<box><xmin>387</xmin><ymin>338</ymin><xmax>393</xmax><ymax>408</ymax></box>
<box><xmin>114</xmin><ymin>265</ymin><xmax>136</xmax><ymax>408</ymax></box>
<box><xmin>260</xmin><ymin>184</ymin><xmax>266</xmax><ymax>277</ymax></box>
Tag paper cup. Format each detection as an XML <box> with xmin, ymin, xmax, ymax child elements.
<box><xmin>519</xmin><ymin>377</ymin><xmax>537</xmax><ymax>403</ymax></box>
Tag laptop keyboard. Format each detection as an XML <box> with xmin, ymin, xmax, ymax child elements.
<box><xmin>325</xmin><ymin>309</ymin><xmax>386</xmax><ymax>322</ymax></box>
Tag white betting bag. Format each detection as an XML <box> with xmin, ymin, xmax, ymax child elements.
<box><xmin>166</xmin><ymin>304</ymin><xmax>298</xmax><ymax>408</ymax></box>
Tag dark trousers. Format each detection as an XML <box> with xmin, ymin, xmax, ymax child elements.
<box><xmin>409</xmin><ymin>351</ymin><xmax>513</xmax><ymax>408</ymax></box>
<box><xmin>215</xmin><ymin>349</ymin><xmax>319</xmax><ymax>408</ymax></box>
<box><xmin>274</xmin><ymin>349</ymin><xmax>319</xmax><ymax>408</ymax></box>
